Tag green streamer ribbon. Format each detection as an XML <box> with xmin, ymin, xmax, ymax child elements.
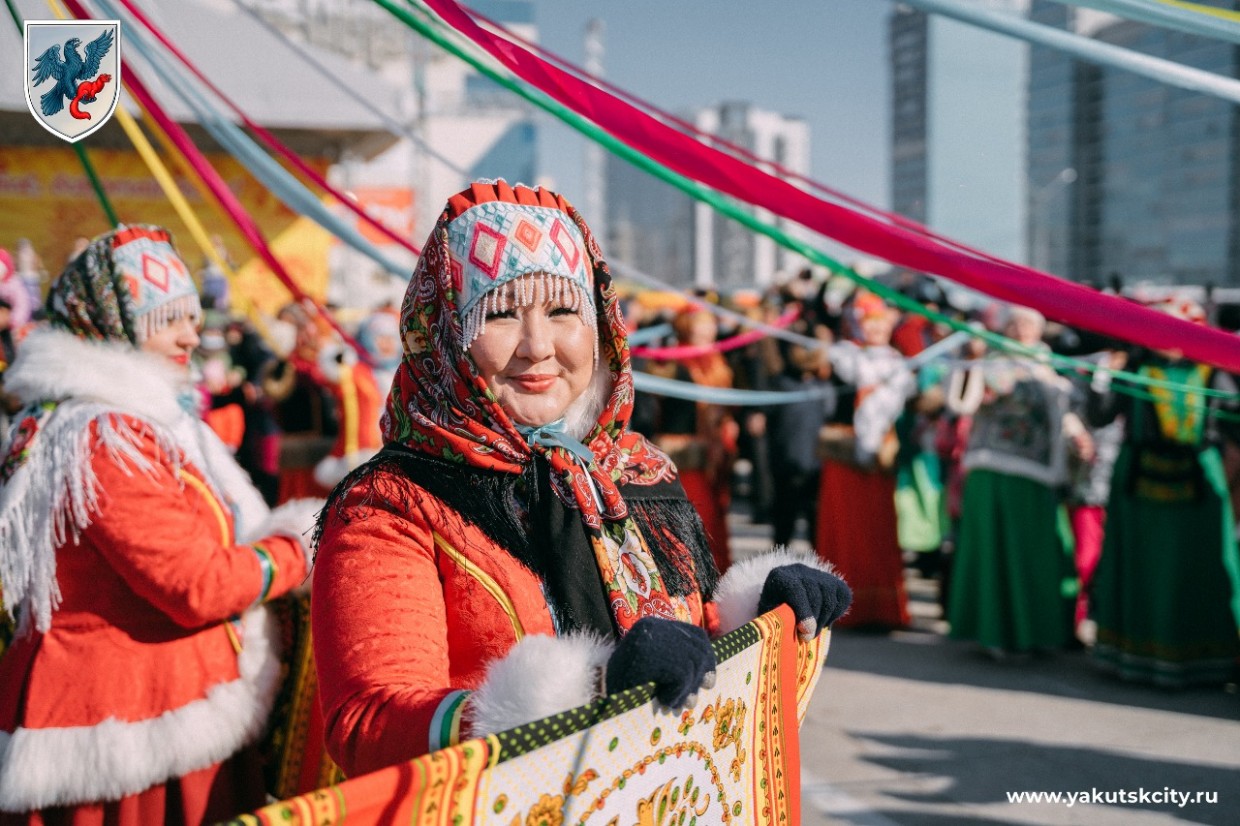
<box><xmin>374</xmin><ymin>0</ymin><xmax>1240</xmax><ymax>413</ymax></box>
<box><xmin>4</xmin><ymin>0</ymin><xmax>120</xmax><ymax>228</ymax></box>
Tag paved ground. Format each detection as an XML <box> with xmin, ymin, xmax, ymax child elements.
<box><xmin>726</xmin><ymin>510</ymin><xmax>1240</xmax><ymax>826</ymax></box>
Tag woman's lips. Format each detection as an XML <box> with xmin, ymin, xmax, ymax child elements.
<box><xmin>510</xmin><ymin>374</ymin><xmax>556</xmax><ymax>392</ymax></box>
<box><xmin>172</xmin><ymin>354</ymin><xmax>190</xmax><ymax>365</ymax></box>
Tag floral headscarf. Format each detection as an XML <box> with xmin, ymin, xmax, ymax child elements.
<box><xmin>46</xmin><ymin>224</ymin><xmax>201</xmax><ymax>345</ymax></box>
<box><xmin>381</xmin><ymin>180</ymin><xmax>688</xmax><ymax>632</ymax></box>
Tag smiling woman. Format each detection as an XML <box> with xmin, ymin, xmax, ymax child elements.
<box><xmin>0</xmin><ymin>225</ymin><xmax>321</xmax><ymax>826</ymax></box>
<box><xmin>310</xmin><ymin>179</ymin><xmax>852</xmax><ymax>780</ymax></box>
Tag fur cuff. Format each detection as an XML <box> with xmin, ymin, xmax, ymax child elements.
<box><xmin>257</xmin><ymin>498</ymin><xmax>323</xmax><ymax>567</ymax></box>
<box><xmin>712</xmin><ymin>547</ymin><xmax>841</xmax><ymax>636</ymax></box>
<box><xmin>465</xmin><ymin>633</ymin><xmax>612</xmax><ymax>739</ymax></box>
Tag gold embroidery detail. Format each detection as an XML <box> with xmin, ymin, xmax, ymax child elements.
<box><xmin>432</xmin><ymin>532</ymin><xmax>525</xmax><ymax>640</ymax></box>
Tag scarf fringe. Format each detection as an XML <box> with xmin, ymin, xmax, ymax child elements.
<box><xmin>0</xmin><ymin>404</ymin><xmax>183</xmax><ymax>635</ymax></box>
<box><xmin>315</xmin><ymin>449</ymin><xmax>717</xmax><ymax>604</ymax></box>
<box><xmin>133</xmin><ymin>294</ymin><xmax>202</xmax><ymax>343</ymax></box>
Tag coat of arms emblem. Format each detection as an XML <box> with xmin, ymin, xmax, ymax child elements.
<box><xmin>24</xmin><ymin>19</ymin><xmax>121</xmax><ymax>143</ymax></box>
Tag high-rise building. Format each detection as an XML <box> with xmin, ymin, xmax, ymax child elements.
<box><xmin>605</xmin><ymin>101</ymin><xmax>811</xmax><ymax>291</ymax></box>
<box><xmin>889</xmin><ymin>2</ymin><xmax>1029</xmax><ymax>266</ymax></box>
<box><xmin>1028</xmin><ymin>1</ymin><xmax>1240</xmax><ymax>287</ymax></box>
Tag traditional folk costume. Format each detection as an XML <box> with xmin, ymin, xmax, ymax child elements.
<box><xmin>814</xmin><ymin>297</ymin><xmax>915</xmax><ymax>629</ymax></box>
<box><xmin>311</xmin><ymin>341</ymin><xmax>385</xmax><ymax>492</ymax></box>
<box><xmin>0</xmin><ymin>227</ymin><xmax>318</xmax><ymax>826</ymax></box>
<box><xmin>313</xmin><ymin>181</ymin><xmax>844</xmax><ymax>779</ymax></box>
<box><xmin>647</xmin><ymin>315</ymin><xmax>738</xmax><ymax>574</ymax></box>
<box><xmin>1087</xmin><ymin>349</ymin><xmax>1240</xmax><ymax>687</ymax></box>
<box><xmin>947</xmin><ymin>343</ymin><xmax>1081</xmax><ymax>654</ymax></box>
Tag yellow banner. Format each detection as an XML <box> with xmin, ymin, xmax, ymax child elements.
<box><xmin>0</xmin><ymin>146</ymin><xmax>330</xmax><ymax>312</ymax></box>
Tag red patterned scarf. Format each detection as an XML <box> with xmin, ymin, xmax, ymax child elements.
<box><xmin>381</xmin><ymin>180</ymin><xmax>687</xmax><ymax>632</ymax></box>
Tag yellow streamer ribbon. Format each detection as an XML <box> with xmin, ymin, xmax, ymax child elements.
<box><xmin>45</xmin><ymin>0</ymin><xmax>273</xmax><ymax>340</ymax></box>
<box><xmin>1156</xmin><ymin>0</ymin><xmax>1240</xmax><ymax>24</ymax></box>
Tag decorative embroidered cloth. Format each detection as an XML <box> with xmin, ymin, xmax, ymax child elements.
<box><xmin>226</xmin><ymin>606</ymin><xmax>827</xmax><ymax>826</ymax></box>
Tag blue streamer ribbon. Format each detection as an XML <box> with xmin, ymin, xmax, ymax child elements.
<box><xmin>901</xmin><ymin>0</ymin><xmax>1240</xmax><ymax>105</ymax></box>
<box><xmin>96</xmin><ymin>0</ymin><xmax>409</xmax><ymax>279</ymax></box>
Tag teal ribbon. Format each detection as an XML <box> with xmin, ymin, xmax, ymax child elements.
<box><xmin>516</xmin><ymin>420</ymin><xmax>596</xmax><ymax>467</ymax></box>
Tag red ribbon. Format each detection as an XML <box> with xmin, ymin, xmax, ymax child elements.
<box><xmin>424</xmin><ymin>0</ymin><xmax>1240</xmax><ymax>373</ymax></box>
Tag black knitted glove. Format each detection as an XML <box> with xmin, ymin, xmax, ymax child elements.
<box><xmin>605</xmin><ymin>617</ymin><xmax>717</xmax><ymax>708</ymax></box>
<box><xmin>757</xmin><ymin>563</ymin><xmax>852</xmax><ymax>640</ymax></box>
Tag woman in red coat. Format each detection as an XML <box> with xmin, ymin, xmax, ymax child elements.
<box><xmin>0</xmin><ymin>226</ymin><xmax>320</xmax><ymax>825</ymax></box>
<box><xmin>312</xmin><ymin>180</ymin><xmax>852</xmax><ymax>779</ymax></box>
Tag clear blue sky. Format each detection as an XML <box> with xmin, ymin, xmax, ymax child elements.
<box><xmin>531</xmin><ymin>0</ymin><xmax>893</xmax><ymax>212</ymax></box>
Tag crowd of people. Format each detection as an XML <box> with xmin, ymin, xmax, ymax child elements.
<box><xmin>624</xmin><ymin>266</ymin><xmax>1240</xmax><ymax>690</ymax></box>
<box><xmin>0</xmin><ymin>178</ymin><xmax>1235</xmax><ymax>824</ymax></box>
<box><xmin>0</xmin><ymin>182</ymin><xmax>850</xmax><ymax>824</ymax></box>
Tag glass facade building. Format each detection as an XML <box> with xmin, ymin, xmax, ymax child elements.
<box><xmin>1027</xmin><ymin>1</ymin><xmax>1240</xmax><ymax>287</ymax></box>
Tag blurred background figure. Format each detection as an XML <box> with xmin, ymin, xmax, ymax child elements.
<box><xmin>948</xmin><ymin>306</ymin><xmax>1088</xmax><ymax>657</ymax></box>
<box><xmin>646</xmin><ymin>302</ymin><xmax>738</xmax><ymax>573</ymax></box>
<box><xmin>766</xmin><ymin>321</ymin><xmax>835</xmax><ymax>549</ymax></box>
<box><xmin>816</xmin><ymin>291</ymin><xmax>914</xmax><ymax>629</ymax></box>
<box><xmin>0</xmin><ymin>249</ymin><xmax>33</xmax><ymax>332</ymax></box>
<box><xmin>1087</xmin><ymin>298</ymin><xmax>1240</xmax><ymax>687</ymax></box>
<box><xmin>263</xmin><ymin>302</ymin><xmax>339</xmax><ymax>503</ymax></box>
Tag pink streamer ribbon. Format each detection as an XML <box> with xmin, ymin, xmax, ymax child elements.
<box><xmin>632</xmin><ymin>306</ymin><xmax>800</xmax><ymax>360</ymax></box>
<box><xmin>113</xmin><ymin>0</ymin><xmax>421</xmax><ymax>257</ymax></box>
<box><xmin>425</xmin><ymin>0</ymin><xmax>1240</xmax><ymax>373</ymax></box>
<box><xmin>465</xmin><ymin>5</ymin><xmax>1009</xmax><ymax>269</ymax></box>
<box><xmin>61</xmin><ymin>0</ymin><xmax>361</xmax><ymax>353</ymax></box>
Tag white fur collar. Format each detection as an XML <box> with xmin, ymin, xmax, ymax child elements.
<box><xmin>5</xmin><ymin>326</ymin><xmax>187</xmax><ymax>427</ymax></box>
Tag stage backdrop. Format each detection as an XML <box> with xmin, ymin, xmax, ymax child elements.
<box><xmin>0</xmin><ymin>146</ymin><xmax>331</xmax><ymax>312</ymax></box>
<box><xmin>227</xmin><ymin>605</ymin><xmax>828</xmax><ymax>826</ymax></box>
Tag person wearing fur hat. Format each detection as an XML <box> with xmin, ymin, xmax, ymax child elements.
<box><xmin>1086</xmin><ymin>298</ymin><xmax>1240</xmax><ymax>686</ymax></box>
<box><xmin>312</xmin><ymin>180</ymin><xmax>851</xmax><ymax>779</ymax></box>
<box><xmin>0</xmin><ymin>225</ymin><xmax>322</xmax><ymax>825</ymax></box>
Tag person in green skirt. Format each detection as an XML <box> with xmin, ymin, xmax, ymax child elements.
<box><xmin>1086</xmin><ymin>299</ymin><xmax>1240</xmax><ymax>687</ymax></box>
<box><xmin>947</xmin><ymin>307</ymin><xmax>1092</xmax><ymax>656</ymax></box>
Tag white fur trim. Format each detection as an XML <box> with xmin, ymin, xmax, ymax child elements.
<box><xmin>465</xmin><ymin>633</ymin><xmax>612</xmax><ymax>739</ymax></box>
<box><xmin>0</xmin><ymin>607</ymin><xmax>283</xmax><ymax>811</ymax></box>
<box><xmin>316</xmin><ymin>342</ymin><xmax>357</xmax><ymax>385</ymax></box>
<box><xmin>0</xmin><ymin>328</ymin><xmax>276</xmax><ymax>634</ymax></box>
<box><xmin>6</xmin><ymin>327</ymin><xmax>186</xmax><ymax>426</ymax></box>
<box><xmin>254</xmin><ymin>499</ymin><xmax>323</xmax><ymax>569</ymax></box>
<box><xmin>712</xmin><ymin>547</ymin><xmax>842</xmax><ymax>636</ymax></box>
<box><xmin>313</xmin><ymin>449</ymin><xmax>379</xmax><ymax>491</ymax></box>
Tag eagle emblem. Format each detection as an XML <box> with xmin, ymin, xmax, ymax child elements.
<box><xmin>24</xmin><ymin>20</ymin><xmax>121</xmax><ymax>143</ymax></box>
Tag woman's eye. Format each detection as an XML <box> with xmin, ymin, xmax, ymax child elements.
<box><xmin>485</xmin><ymin>308</ymin><xmax>517</xmax><ymax>321</ymax></box>
<box><xmin>550</xmin><ymin>305</ymin><xmax>578</xmax><ymax>318</ymax></box>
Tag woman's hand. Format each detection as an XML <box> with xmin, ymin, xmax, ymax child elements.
<box><xmin>605</xmin><ymin>617</ymin><xmax>717</xmax><ymax>709</ymax></box>
<box><xmin>757</xmin><ymin>563</ymin><xmax>852</xmax><ymax>640</ymax></box>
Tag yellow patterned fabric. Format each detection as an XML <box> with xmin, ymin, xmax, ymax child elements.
<box><xmin>259</xmin><ymin>593</ymin><xmax>344</xmax><ymax>799</ymax></box>
<box><xmin>227</xmin><ymin>606</ymin><xmax>828</xmax><ymax>826</ymax></box>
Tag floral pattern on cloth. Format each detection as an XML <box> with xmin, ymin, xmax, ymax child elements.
<box><xmin>223</xmin><ymin>607</ymin><xmax>828</xmax><ymax>826</ymax></box>
<box><xmin>0</xmin><ymin>402</ymin><xmax>56</xmax><ymax>484</ymax></box>
<box><xmin>380</xmin><ymin>180</ymin><xmax>683</xmax><ymax>633</ymax></box>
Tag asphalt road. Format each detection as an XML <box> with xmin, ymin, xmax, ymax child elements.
<box><xmin>726</xmin><ymin>510</ymin><xmax>1240</xmax><ymax>826</ymax></box>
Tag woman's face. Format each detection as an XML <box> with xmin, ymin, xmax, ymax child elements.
<box><xmin>141</xmin><ymin>315</ymin><xmax>200</xmax><ymax>374</ymax></box>
<box><xmin>469</xmin><ymin>278</ymin><xmax>596</xmax><ymax>427</ymax></box>
<box><xmin>1007</xmin><ymin>315</ymin><xmax>1043</xmax><ymax>347</ymax></box>
<box><xmin>859</xmin><ymin>313</ymin><xmax>894</xmax><ymax>347</ymax></box>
